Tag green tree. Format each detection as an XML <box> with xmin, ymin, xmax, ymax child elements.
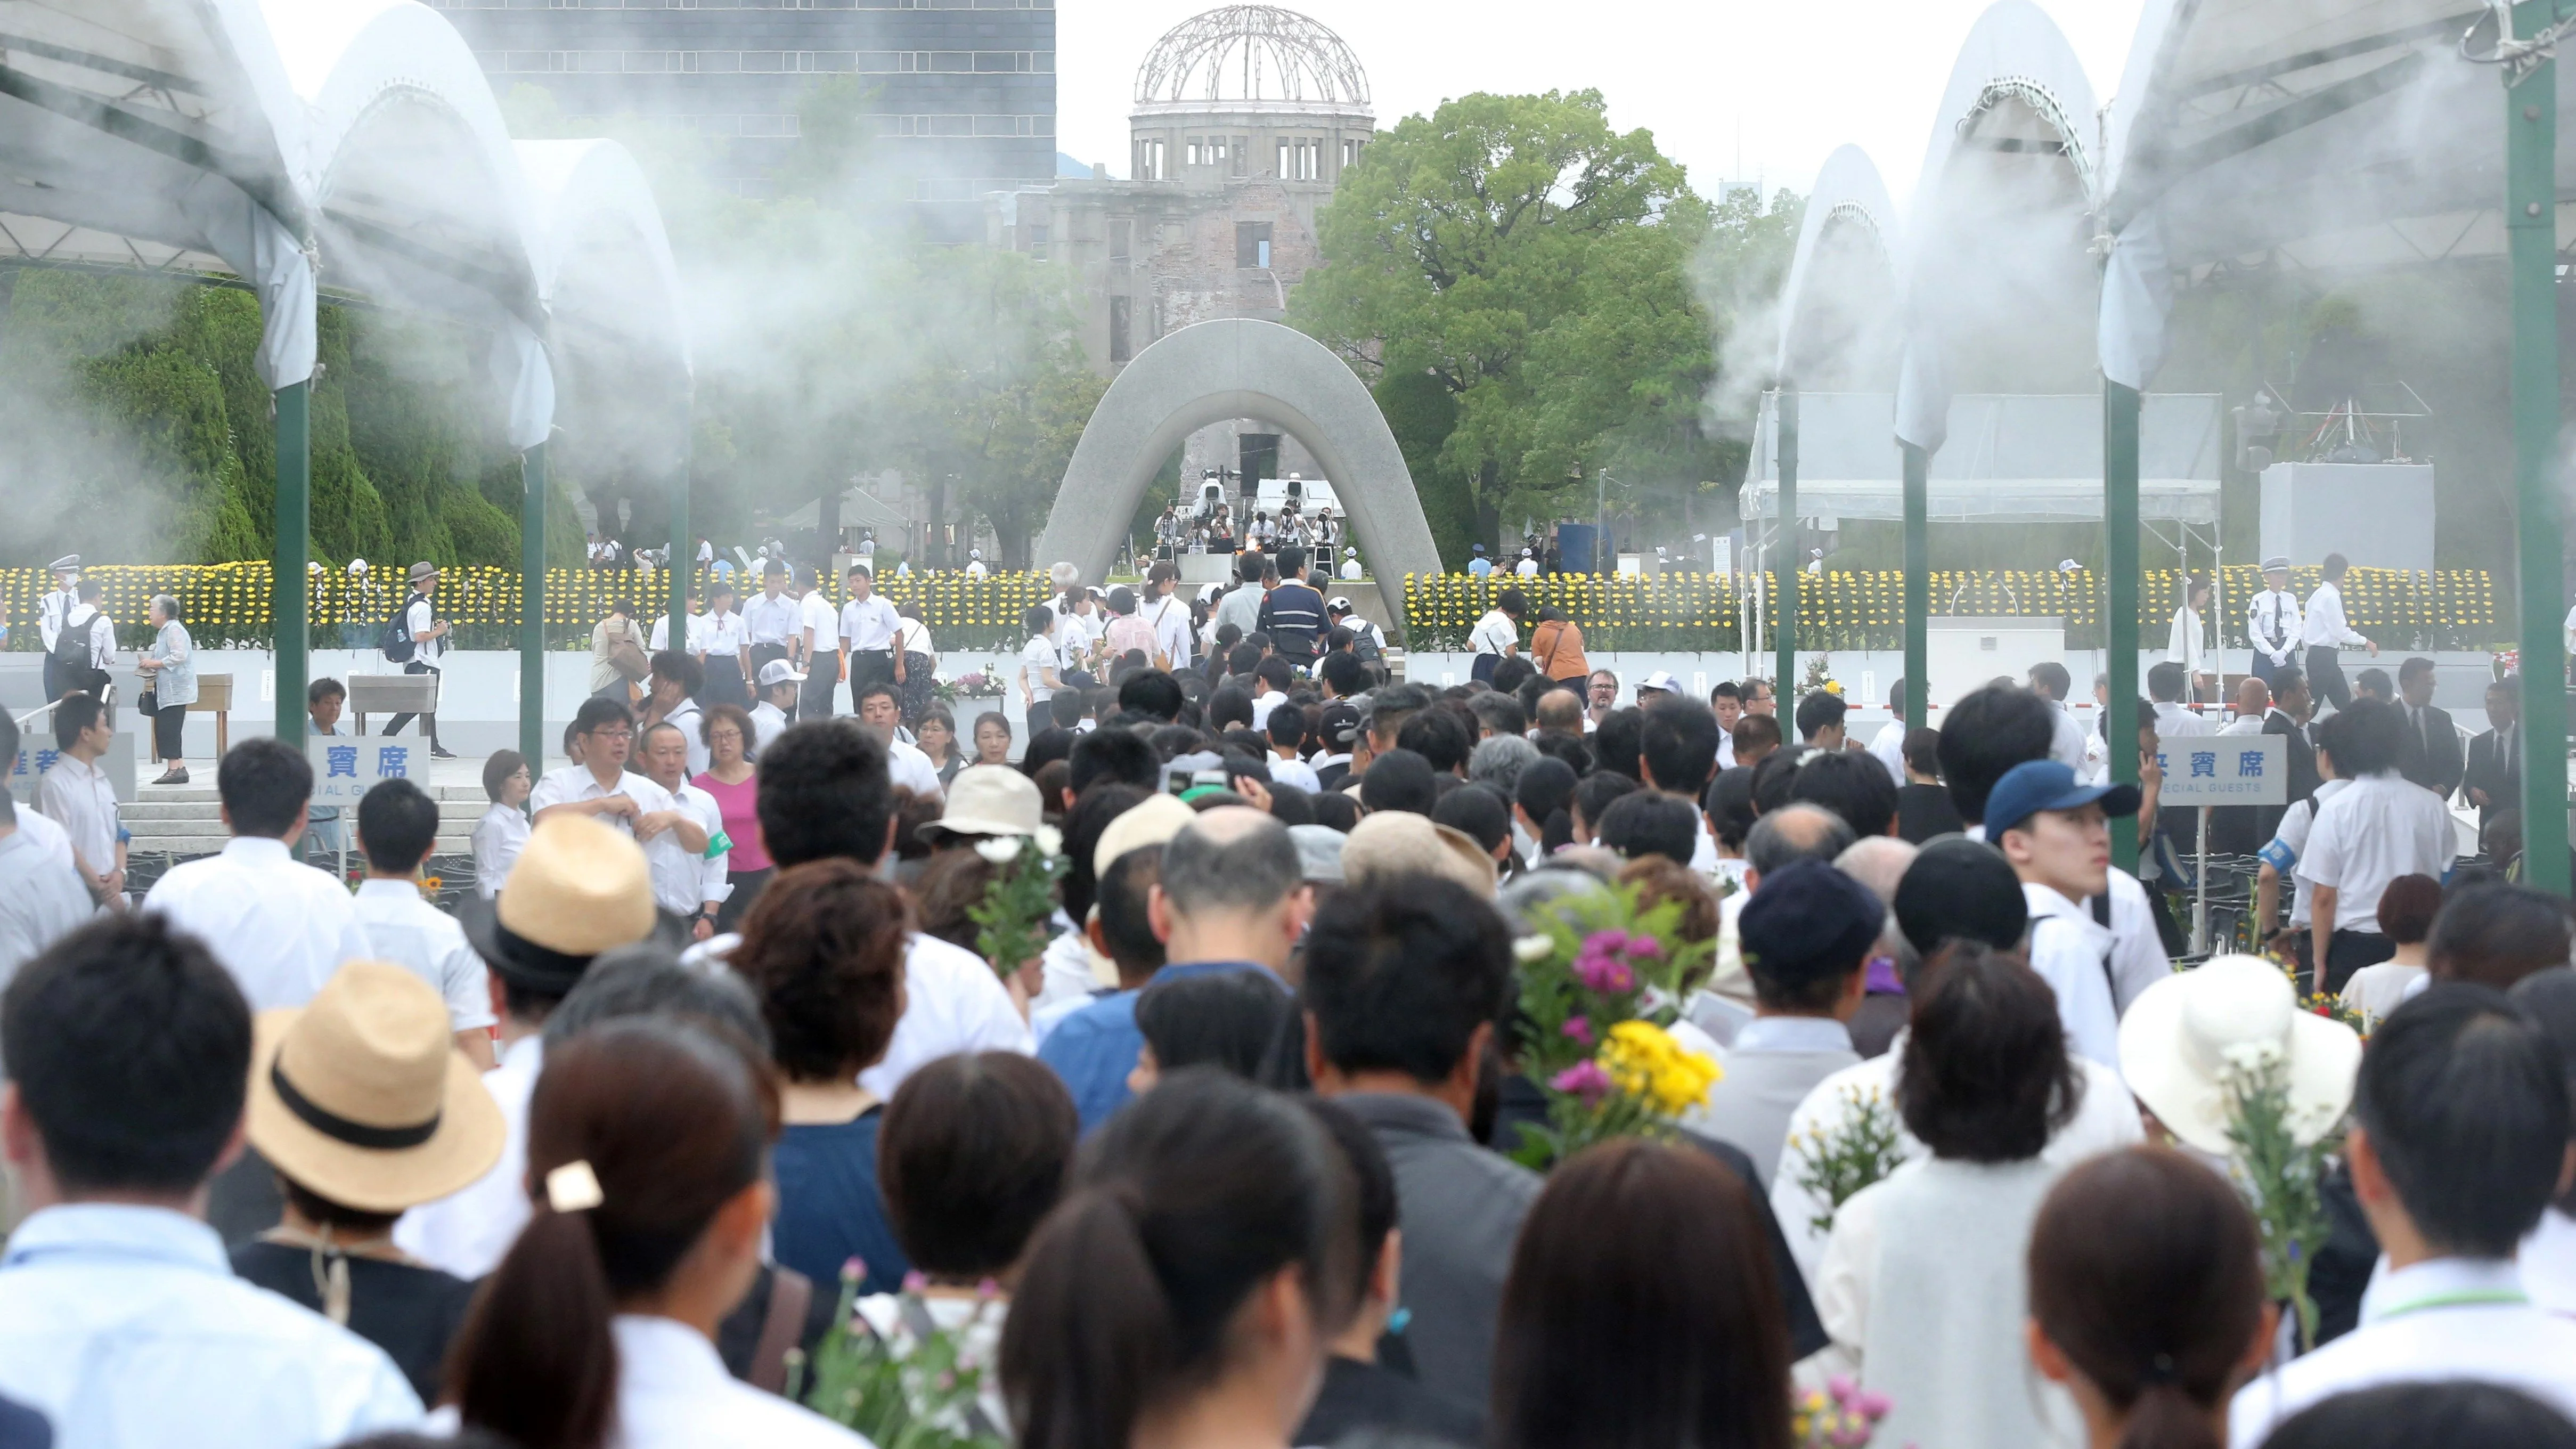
<box><xmin>1294</xmin><ymin>89</ymin><xmax>1714</xmax><ymax>550</ymax></box>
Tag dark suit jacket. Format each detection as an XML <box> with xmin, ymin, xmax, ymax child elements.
<box><xmin>2398</xmin><ymin>702</ymin><xmax>2464</xmax><ymax>799</ymax></box>
<box><xmin>2260</xmin><ymin>710</ymin><xmax>2320</xmax><ymax>842</ymax></box>
<box><xmin>2464</xmin><ymin>726</ymin><xmax>2523</xmax><ymax>828</ymax></box>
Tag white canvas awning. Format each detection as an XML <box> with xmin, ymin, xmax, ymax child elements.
<box><xmin>1742</xmin><ymin>392</ymin><xmax>2224</xmax><ymax>523</ymax></box>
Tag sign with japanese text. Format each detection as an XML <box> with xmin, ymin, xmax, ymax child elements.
<box><xmin>308</xmin><ymin>737</ymin><xmax>422</xmax><ymax>805</ymax></box>
<box><xmin>2153</xmin><ymin>734</ymin><xmax>2287</xmax><ymax>807</ymax></box>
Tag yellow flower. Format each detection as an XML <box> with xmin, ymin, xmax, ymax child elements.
<box><xmin>1597</xmin><ymin>1020</ymin><xmax>1721</xmax><ymax>1114</ymax></box>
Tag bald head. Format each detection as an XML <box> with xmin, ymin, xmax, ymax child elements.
<box><xmin>1534</xmin><ymin>689</ymin><xmax>1586</xmax><ymax>735</ymax></box>
<box><xmin>1745</xmin><ymin>803</ymin><xmax>1857</xmax><ymax>881</ymax></box>
<box><xmin>2235</xmin><ymin>676</ymin><xmax>2270</xmax><ymax>719</ymax></box>
<box><xmin>1835</xmin><ymin>835</ymin><xmax>1919</xmax><ymax>903</ymax></box>
<box><xmin>1159</xmin><ymin>806</ymin><xmax>1303</xmax><ymax>919</ymax></box>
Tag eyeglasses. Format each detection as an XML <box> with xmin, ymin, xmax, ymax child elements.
<box><xmin>588</xmin><ymin>729</ymin><xmax>633</xmax><ymax>743</ymax></box>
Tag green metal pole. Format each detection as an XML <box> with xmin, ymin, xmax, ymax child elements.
<box><xmin>669</xmin><ymin>431</ymin><xmax>691</xmax><ymax>655</ymax></box>
<box><xmin>2508</xmin><ymin>0</ymin><xmax>2569</xmax><ymax>895</ymax></box>
<box><xmin>520</xmin><ymin>442</ymin><xmax>549</xmax><ymax>769</ymax></box>
<box><xmin>1776</xmin><ymin>387</ymin><xmax>1799</xmax><ymax>694</ymax></box>
<box><xmin>273</xmin><ymin>380</ymin><xmax>310</xmax><ymax>755</ymax></box>
<box><xmin>1902</xmin><ymin>442</ymin><xmax>1929</xmax><ymax>727</ymax></box>
<box><xmin>2106</xmin><ymin>381</ymin><xmax>2143</xmax><ymax>878</ymax></box>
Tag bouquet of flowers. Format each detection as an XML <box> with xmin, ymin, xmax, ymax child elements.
<box><xmin>2221</xmin><ymin>1045</ymin><xmax>2341</xmax><ymax>1353</ymax></box>
<box><xmin>968</xmin><ymin>834</ymin><xmax>1065</xmax><ymax>985</ymax></box>
<box><xmin>790</xmin><ymin>1264</ymin><xmax>1007</xmax><ymax>1449</ymax></box>
<box><xmin>1788</xmin><ymin>1084</ymin><xmax>1908</xmax><ymax>1235</ymax></box>
<box><xmin>1510</xmin><ymin>882</ymin><xmax>1721</xmax><ymax>1171</ymax></box>
<box><xmin>949</xmin><ymin>670</ymin><xmax>997</xmax><ymax>697</ymax></box>
<box><xmin>1795</xmin><ymin>1375</ymin><xmax>1894</xmax><ymax>1448</ymax></box>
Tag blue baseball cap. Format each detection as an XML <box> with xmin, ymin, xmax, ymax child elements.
<box><xmin>1983</xmin><ymin>759</ymin><xmax>2141</xmax><ymax>838</ymax></box>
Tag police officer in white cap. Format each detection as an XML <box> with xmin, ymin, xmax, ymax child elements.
<box><xmin>2247</xmin><ymin>555</ymin><xmax>2303</xmax><ymax>692</ymax></box>
<box><xmin>37</xmin><ymin>556</ymin><xmax>80</xmax><ymax>702</ymax></box>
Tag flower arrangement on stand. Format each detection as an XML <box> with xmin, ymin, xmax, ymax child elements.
<box><xmin>1509</xmin><ymin>883</ymin><xmax>1721</xmax><ymax>1171</ymax></box>
<box><xmin>790</xmin><ymin>1262</ymin><xmax>1008</xmax><ymax>1449</ymax></box>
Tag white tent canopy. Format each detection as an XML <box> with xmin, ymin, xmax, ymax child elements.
<box><xmin>1742</xmin><ymin>392</ymin><xmax>2223</xmax><ymax>523</ymax></box>
<box><xmin>2097</xmin><ymin>0</ymin><xmax>2576</xmax><ymax>389</ymax></box>
<box><xmin>1773</xmin><ymin>144</ymin><xmax>1901</xmax><ymax>387</ymax></box>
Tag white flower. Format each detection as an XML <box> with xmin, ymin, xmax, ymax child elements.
<box><xmin>973</xmin><ymin>836</ymin><xmax>1023</xmax><ymax>865</ymax></box>
<box><xmin>1513</xmin><ymin>934</ymin><xmax>1555</xmax><ymax>963</ymax></box>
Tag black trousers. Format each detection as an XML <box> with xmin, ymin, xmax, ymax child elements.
<box><xmin>2306</xmin><ymin>646</ymin><xmax>2352</xmax><ymax>711</ymax></box>
<box><xmin>705</xmin><ymin>656</ymin><xmax>750</xmax><ymax>710</ymax></box>
<box><xmin>719</xmin><ymin>866</ymin><xmax>772</xmax><ymax>934</ymax></box>
<box><xmin>846</xmin><ymin>648</ymin><xmax>895</xmax><ymax>708</ymax></box>
<box><xmin>148</xmin><ymin>698</ymin><xmax>186</xmax><ymax>762</ymax></box>
<box><xmin>2325</xmin><ymin>928</ymin><xmax>2397</xmax><ymax>995</ymax></box>
<box><xmin>382</xmin><ymin>660</ymin><xmax>440</xmax><ymax>745</ymax></box>
<box><xmin>798</xmin><ymin>662</ymin><xmax>838</xmax><ymax>721</ymax></box>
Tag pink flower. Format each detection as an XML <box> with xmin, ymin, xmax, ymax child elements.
<box><xmin>1550</xmin><ymin>1060</ymin><xmax>1613</xmax><ymax>1106</ymax></box>
<box><xmin>1620</xmin><ymin>933</ymin><xmax>1662</xmax><ymax>959</ymax></box>
<box><xmin>1582</xmin><ymin>930</ymin><xmax>1628</xmax><ymax>956</ymax></box>
<box><xmin>1828</xmin><ymin>1375</ymin><xmax>1856</xmax><ymax>1402</ymax></box>
<box><xmin>1854</xmin><ymin>1391</ymin><xmax>1892</xmax><ymax>1419</ymax></box>
<box><xmin>842</xmin><ymin>1256</ymin><xmax>867</xmax><ymax>1283</ymax></box>
<box><xmin>1561</xmin><ymin>1015</ymin><xmax>1594</xmax><ymax>1045</ymax></box>
<box><xmin>902</xmin><ymin>1269</ymin><xmax>930</xmax><ymax>1292</ymax></box>
<box><xmin>1573</xmin><ymin>953</ymin><xmax>1636</xmax><ymax>994</ymax></box>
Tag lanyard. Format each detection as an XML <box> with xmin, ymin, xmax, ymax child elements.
<box><xmin>2377</xmin><ymin>1288</ymin><xmax>2529</xmax><ymax>1321</ymax></box>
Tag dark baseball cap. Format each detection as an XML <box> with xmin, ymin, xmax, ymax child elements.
<box><xmin>1982</xmin><ymin>759</ymin><xmax>2141</xmax><ymax>840</ymax></box>
<box><xmin>1894</xmin><ymin>836</ymin><xmax>2031</xmax><ymax>956</ymax></box>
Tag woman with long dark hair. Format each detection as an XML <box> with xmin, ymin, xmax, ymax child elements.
<box><xmin>1491</xmin><ymin>1138</ymin><xmax>1791</xmax><ymax>1449</ymax></box>
<box><xmin>2026</xmin><ymin>1147</ymin><xmax>2275</xmax><ymax>1449</ymax></box>
<box><xmin>446</xmin><ymin>1018</ymin><xmax>861</xmax><ymax>1448</ymax></box>
<box><xmin>1001</xmin><ymin>1068</ymin><xmax>1358</xmax><ymax>1449</ymax></box>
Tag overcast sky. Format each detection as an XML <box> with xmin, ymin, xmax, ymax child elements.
<box><xmin>1055</xmin><ymin>0</ymin><xmax>2149</xmax><ymax>208</ymax></box>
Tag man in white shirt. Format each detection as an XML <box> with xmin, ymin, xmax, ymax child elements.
<box><xmin>2148</xmin><ymin>660</ymin><xmax>2211</xmax><ymax>740</ymax></box>
<box><xmin>1866</xmin><ymin>680</ymin><xmax>1909</xmax><ymax>784</ymax></box>
<box><xmin>794</xmin><ymin>567</ymin><xmax>841</xmax><ymax>720</ymax></box>
<box><xmin>381</xmin><ymin>561</ymin><xmax>456</xmax><ymax>760</ymax></box>
<box><xmin>349</xmin><ymin>776</ymin><xmax>496</xmax><ymax>1065</ymax></box>
<box><xmin>1692</xmin><ymin>861</ymin><xmax>1873</xmax><ymax>1186</ymax></box>
<box><xmin>1986</xmin><ymin>759</ymin><xmax>2139</xmax><ymax>1072</ymax></box>
<box><xmin>1468</xmin><ymin>589</ymin><xmax>1526</xmax><ymax>685</ymax></box>
<box><xmin>647</xmin><ymin>603</ymin><xmax>705</xmax><ymax>655</ymax></box>
<box><xmin>678</xmin><ymin>720</ymin><xmax>1030</xmax><ymax>1098</ymax></box>
<box><xmin>530</xmin><ymin>698</ymin><xmax>694</xmax><ymax>856</ymax></box>
<box><xmin>854</xmin><ymin>683</ymin><xmax>944</xmax><ymax>800</ymax></box>
<box><xmin>402</xmin><ymin>813</ymin><xmax>668</xmax><ymax>1279</ymax></box>
<box><xmin>2027</xmin><ymin>662</ymin><xmax>2091</xmax><ymax>770</ymax></box>
<box><xmin>0</xmin><ymin>913</ymin><xmax>425</xmax><ymax>1443</ymax></box>
<box><xmin>2221</xmin><ymin>676</ymin><xmax>2270</xmax><ymax>735</ymax></box>
<box><xmin>37</xmin><ymin>690</ymin><xmax>125</xmax><ymax>903</ymax></box>
<box><xmin>2248</xmin><ymin>555</ymin><xmax>2303</xmax><ymax>692</ymax></box>
<box><xmin>0</xmin><ymin>712</ymin><xmax>93</xmax><ymax>989</ymax></box>
<box><xmin>639</xmin><ymin>721</ymin><xmax>730</xmax><ymax>939</ymax></box>
<box><xmin>964</xmin><ymin>547</ymin><xmax>988</xmax><ymax>576</ymax></box>
<box><xmin>35</xmin><ymin>554</ymin><xmax>81</xmax><ymax>702</ymax></box>
<box><xmin>2257</xmin><ymin>750</ymin><xmax>2349</xmax><ymax>982</ymax></box>
<box><xmin>143</xmin><ymin>738</ymin><xmax>371</xmax><ymax>1013</ymax></box>
<box><xmin>1213</xmin><ymin>555</ymin><xmax>1268</xmax><ymax>643</ymax></box>
<box><xmin>2298</xmin><ymin>697</ymin><xmax>2456</xmax><ymax>995</ymax></box>
<box><xmin>1143</xmin><ymin>561</ymin><xmax>1194</xmax><ymax>669</ymax></box>
<box><xmin>741</xmin><ymin>560</ymin><xmax>801</xmax><ymax>685</ymax></box>
<box><xmin>1514</xmin><ymin>548</ymin><xmax>1540</xmax><ymax>577</ymax></box>
<box><xmin>2302</xmin><ymin>550</ymin><xmax>2377</xmax><ymax>711</ymax></box>
<box><xmin>837</xmin><ymin>562</ymin><xmax>902</xmax><ymax>712</ymax></box>
<box><xmin>2230</xmin><ymin>989</ymin><xmax>2576</xmax><ymax>1446</ymax></box>
<box><xmin>750</xmin><ymin>661</ymin><xmax>803</xmax><ymax>752</ymax></box>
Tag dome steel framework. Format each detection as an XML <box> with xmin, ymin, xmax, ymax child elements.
<box><xmin>1134</xmin><ymin>5</ymin><xmax>1370</xmax><ymax>111</ymax></box>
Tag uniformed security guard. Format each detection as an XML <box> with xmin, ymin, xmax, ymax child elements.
<box><xmin>36</xmin><ymin>555</ymin><xmax>80</xmax><ymax>702</ymax></box>
<box><xmin>2246</xmin><ymin>555</ymin><xmax>2304</xmax><ymax>692</ymax></box>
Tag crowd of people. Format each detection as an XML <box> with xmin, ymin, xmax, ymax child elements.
<box><xmin>6</xmin><ymin>542</ymin><xmax>2576</xmax><ymax>1449</ymax></box>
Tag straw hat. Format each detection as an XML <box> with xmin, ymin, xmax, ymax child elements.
<box><xmin>247</xmin><ymin>962</ymin><xmax>506</xmax><ymax>1212</ymax></box>
<box><xmin>2117</xmin><ymin>953</ymin><xmax>2361</xmax><ymax>1154</ymax></box>
<box><xmin>921</xmin><ymin>764</ymin><xmax>1061</xmax><ymax>854</ymax></box>
<box><xmin>461</xmin><ymin>815</ymin><xmax>662</xmax><ymax>995</ymax></box>
<box><xmin>1342</xmin><ymin>811</ymin><xmax>1497</xmax><ymax>899</ymax></box>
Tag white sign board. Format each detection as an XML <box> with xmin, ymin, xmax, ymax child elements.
<box><xmin>2153</xmin><ymin>734</ymin><xmax>2288</xmax><ymax>807</ymax></box>
<box><xmin>310</xmin><ymin>738</ymin><xmax>423</xmax><ymax>806</ymax></box>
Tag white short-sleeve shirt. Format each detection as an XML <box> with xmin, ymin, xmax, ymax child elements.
<box><xmin>1469</xmin><ymin>609</ymin><xmax>1518</xmax><ymax>657</ymax></box>
<box><xmin>2295</xmin><ymin>770</ymin><xmax>2457</xmax><ymax>933</ymax></box>
<box><xmin>143</xmin><ymin>837</ymin><xmax>374</xmax><ymax>1012</ymax></box>
<box><xmin>1020</xmin><ymin>634</ymin><xmax>1057</xmax><ymax>703</ymax></box>
<box><xmin>528</xmin><ymin>764</ymin><xmax>680</xmax><ymax>841</ymax></box>
<box><xmin>349</xmin><ymin>880</ymin><xmax>496</xmax><ymax>1033</ymax></box>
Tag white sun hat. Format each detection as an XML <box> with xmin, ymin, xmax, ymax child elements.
<box><xmin>2117</xmin><ymin>953</ymin><xmax>2361</xmax><ymax>1155</ymax></box>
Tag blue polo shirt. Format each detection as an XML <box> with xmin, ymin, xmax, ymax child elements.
<box><xmin>1038</xmin><ymin>960</ymin><xmax>1284</xmax><ymax>1134</ymax></box>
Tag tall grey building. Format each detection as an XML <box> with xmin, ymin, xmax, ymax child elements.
<box><xmin>431</xmin><ymin>0</ymin><xmax>1056</xmax><ymax>234</ymax></box>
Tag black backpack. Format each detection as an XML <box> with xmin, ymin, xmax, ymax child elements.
<box><xmin>380</xmin><ymin>603</ymin><xmax>415</xmax><ymax>664</ymax></box>
<box><xmin>48</xmin><ymin>607</ymin><xmax>95</xmax><ymax>671</ymax></box>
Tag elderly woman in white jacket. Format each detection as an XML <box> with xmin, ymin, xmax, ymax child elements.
<box><xmin>135</xmin><ymin>593</ymin><xmax>196</xmax><ymax>785</ymax></box>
